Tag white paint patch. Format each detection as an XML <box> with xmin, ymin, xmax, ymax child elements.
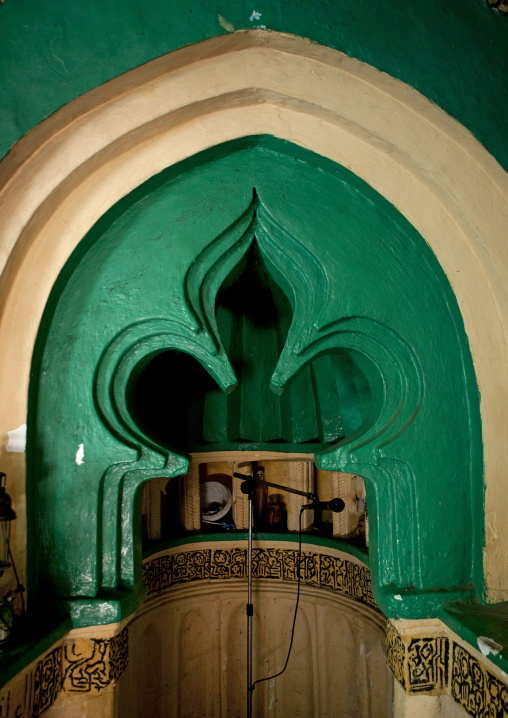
<box><xmin>478</xmin><ymin>636</ymin><xmax>503</xmax><ymax>657</ymax></box>
<box><xmin>218</xmin><ymin>14</ymin><xmax>235</xmax><ymax>32</ymax></box>
<box><xmin>268</xmin><ymin>681</ymin><xmax>275</xmax><ymax>710</ymax></box>
<box><xmin>249</xmin><ymin>10</ymin><xmax>262</xmax><ymax>21</ymax></box>
<box><xmin>394</xmin><ymin>594</ymin><xmax>403</xmax><ymax>601</ymax></box>
<box><xmin>502</xmin><ymin>671</ymin><xmax>507</xmax><ymax>678</ymax></box>
<box><xmin>75</xmin><ymin>443</ymin><xmax>85</xmax><ymax>466</ymax></box>
<box><xmin>359</xmin><ymin>644</ymin><xmax>364</xmax><ymax>655</ymax></box>
<box><xmin>6</xmin><ymin>424</ymin><xmax>27</xmax><ymax>453</ymax></box>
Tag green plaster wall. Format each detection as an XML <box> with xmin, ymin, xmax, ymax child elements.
<box><xmin>0</xmin><ymin>1</ymin><xmax>507</xmax><ymax>172</ymax></box>
<box><xmin>29</xmin><ymin>137</ymin><xmax>482</xmax><ymax>626</ymax></box>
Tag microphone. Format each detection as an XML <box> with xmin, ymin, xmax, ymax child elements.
<box><xmin>232</xmin><ymin>473</ymin><xmax>345</xmax><ymax>512</ymax></box>
<box><xmin>305</xmin><ymin>498</ymin><xmax>345</xmax><ymax>513</ymax></box>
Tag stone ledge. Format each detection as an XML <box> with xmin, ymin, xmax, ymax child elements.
<box><xmin>386</xmin><ymin>618</ymin><xmax>508</xmax><ymax>717</ymax></box>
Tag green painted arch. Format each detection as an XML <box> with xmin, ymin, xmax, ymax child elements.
<box><xmin>125</xmin><ymin>197</ymin><xmax>374</xmax><ymax>453</ymax></box>
<box><xmin>28</xmin><ymin>136</ymin><xmax>482</xmax><ymax>626</ymax></box>
<box><xmin>0</xmin><ymin>0</ymin><xmax>507</xmax><ymax>175</ymax></box>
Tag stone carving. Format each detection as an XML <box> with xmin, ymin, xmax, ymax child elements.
<box><xmin>452</xmin><ymin>642</ymin><xmax>508</xmax><ymax>717</ymax></box>
<box><xmin>385</xmin><ymin>621</ymin><xmax>406</xmax><ymax>689</ymax></box>
<box><xmin>0</xmin><ymin>647</ymin><xmax>62</xmax><ymax>718</ymax></box>
<box><xmin>0</xmin><ymin>630</ymin><xmax>129</xmax><ymax>716</ymax></box>
<box><xmin>407</xmin><ymin>637</ymin><xmax>448</xmax><ymax>693</ymax></box>
<box><xmin>143</xmin><ymin>546</ymin><xmax>375</xmax><ymax>606</ymax></box>
<box><xmin>106</xmin><ymin>629</ymin><xmax>129</xmax><ymax>686</ymax></box>
<box><xmin>209</xmin><ymin>547</ymin><xmax>245</xmax><ymax>579</ymax></box>
<box><xmin>172</xmin><ymin>549</ymin><xmax>211</xmax><ymax>584</ymax></box>
<box><xmin>62</xmin><ymin>628</ymin><xmax>129</xmax><ymax>693</ymax></box>
<box><xmin>387</xmin><ymin>622</ymin><xmax>508</xmax><ymax>713</ymax></box>
<box><xmin>63</xmin><ymin>641</ymin><xmax>109</xmax><ymax>692</ymax></box>
<box><xmin>32</xmin><ymin>647</ymin><xmax>62</xmax><ymax>716</ymax></box>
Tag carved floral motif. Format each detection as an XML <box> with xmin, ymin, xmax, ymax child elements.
<box><xmin>407</xmin><ymin>637</ymin><xmax>448</xmax><ymax>693</ymax></box>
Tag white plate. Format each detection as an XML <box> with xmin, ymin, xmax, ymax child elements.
<box><xmin>200</xmin><ymin>481</ymin><xmax>232</xmax><ymax>523</ymax></box>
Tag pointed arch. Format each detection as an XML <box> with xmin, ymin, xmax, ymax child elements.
<box><xmin>0</xmin><ymin>30</ymin><xmax>506</xmax><ymax>598</ymax></box>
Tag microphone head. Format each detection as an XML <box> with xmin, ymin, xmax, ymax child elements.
<box><xmin>329</xmin><ymin>497</ymin><xmax>345</xmax><ymax>513</ymax></box>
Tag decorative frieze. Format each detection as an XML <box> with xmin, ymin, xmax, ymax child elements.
<box><xmin>0</xmin><ymin>629</ymin><xmax>129</xmax><ymax>717</ymax></box>
<box><xmin>0</xmin><ymin>646</ymin><xmax>63</xmax><ymax>718</ymax></box>
<box><xmin>62</xmin><ymin>628</ymin><xmax>129</xmax><ymax>693</ymax></box>
<box><xmin>143</xmin><ymin>546</ymin><xmax>375</xmax><ymax>606</ymax></box>
<box><xmin>407</xmin><ymin>636</ymin><xmax>449</xmax><ymax>693</ymax></box>
<box><xmin>386</xmin><ymin>622</ymin><xmax>407</xmax><ymax>689</ymax></box>
<box><xmin>451</xmin><ymin>642</ymin><xmax>508</xmax><ymax>717</ymax></box>
<box><xmin>387</xmin><ymin>621</ymin><xmax>508</xmax><ymax>714</ymax></box>
<box><xmin>32</xmin><ymin>646</ymin><xmax>63</xmax><ymax>716</ymax></box>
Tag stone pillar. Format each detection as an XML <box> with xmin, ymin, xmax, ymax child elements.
<box><xmin>179</xmin><ymin>461</ymin><xmax>201</xmax><ymax>531</ymax></box>
<box><xmin>232</xmin><ymin>461</ymin><xmax>252</xmax><ymax>530</ymax></box>
<box><xmin>287</xmin><ymin>462</ymin><xmax>313</xmax><ymax>531</ymax></box>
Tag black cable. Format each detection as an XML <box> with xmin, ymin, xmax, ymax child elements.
<box><xmin>250</xmin><ymin>505</ymin><xmax>306</xmax><ymax>692</ymax></box>
<box><xmin>8</xmin><ymin>542</ymin><xmax>26</xmax><ymax>616</ymax></box>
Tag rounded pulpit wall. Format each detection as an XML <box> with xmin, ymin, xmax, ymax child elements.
<box><xmin>118</xmin><ymin>541</ymin><xmax>392</xmax><ymax>718</ymax></box>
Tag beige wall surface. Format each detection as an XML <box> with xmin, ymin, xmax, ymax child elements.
<box><xmin>120</xmin><ymin>580</ymin><xmax>392</xmax><ymax>718</ymax></box>
<box><xmin>393</xmin><ymin>682</ymin><xmax>467</xmax><ymax>718</ymax></box>
<box><xmin>0</xmin><ymin>31</ymin><xmax>507</xmax><ymax>599</ymax></box>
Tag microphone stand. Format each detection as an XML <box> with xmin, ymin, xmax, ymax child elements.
<box><xmin>233</xmin><ymin>471</ymin><xmax>335</xmax><ymax>718</ymax></box>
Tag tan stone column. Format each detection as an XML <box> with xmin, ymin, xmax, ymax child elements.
<box><xmin>179</xmin><ymin>461</ymin><xmax>201</xmax><ymax>531</ymax></box>
<box><xmin>232</xmin><ymin>461</ymin><xmax>252</xmax><ymax>530</ymax></box>
<box><xmin>287</xmin><ymin>462</ymin><xmax>314</xmax><ymax>531</ymax></box>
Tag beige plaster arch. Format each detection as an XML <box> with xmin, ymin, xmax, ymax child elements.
<box><xmin>0</xmin><ymin>30</ymin><xmax>507</xmax><ymax>600</ymax></box>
